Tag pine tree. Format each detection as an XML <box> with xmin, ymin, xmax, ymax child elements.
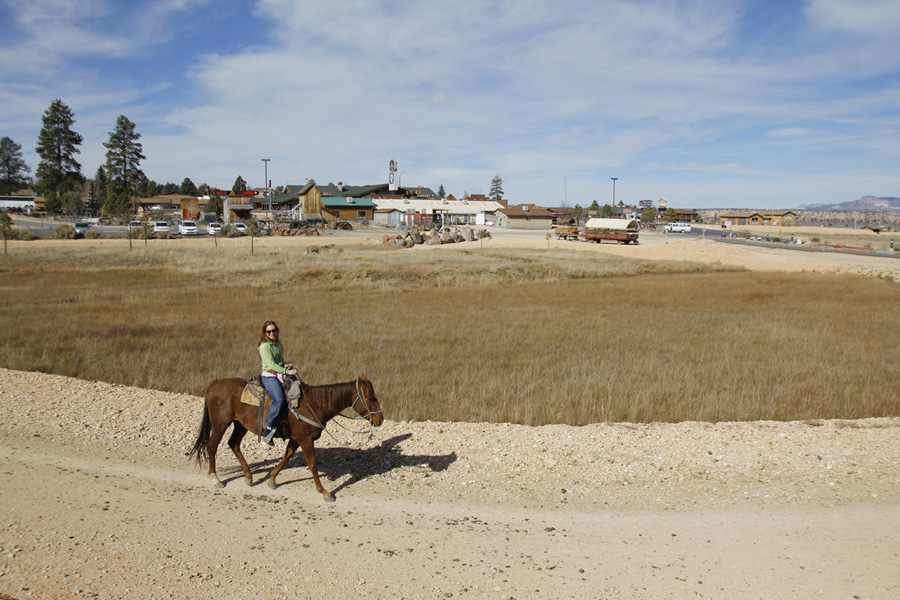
<box><xmin>0</xmin><ymin>137</ymin><xmax>32</xmax><ymax>194</ymax></box>
<box><xmin>103</xmin><ymin>115</ymin><xmax>145</xmax><ymax>216</ymax></box>
<box><xmin>179</xmin><ymin>177</ymin><xmax>199</xmax><ymax>196</ymax></box>
<box><xmin>86</xmin><ymin>166</ymin><xmax>107</xmax><ymax>216</ymax></box>
<box><xmin>438</xmin><ymin>184</ymin><xmax>446</xmax><ymax>198</ymax></box>
<box><xmin>232</xmin><ymin>176</ymin><xmax>247</xmax><ymax>193</ymax></box>
<box><xmin>489</xmin><ymin>174</ymin><xmax>504</xmax><ymax>202</ymax></box>
<box><xmin>34</xmin><ymin>99</ymin><xmax>84</xmax><ymax>213</ymax></box>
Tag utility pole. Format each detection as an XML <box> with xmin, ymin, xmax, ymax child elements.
<box><xmin>261</xmin><ymin>158</ymin><xmax>271</xmax><ymax>223</ymax></box>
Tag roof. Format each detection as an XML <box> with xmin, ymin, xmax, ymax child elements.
<box><xmin>283</xmin><ymin>181</ymin><xmax>316</xmax><ymax>195</ymax></box>
<box><xmin>719</xmin><ymin>210</ymin><xmax>798</xmax><ymax>218</ymax></box>
<box><xmin>318</xmin><ymin>183</ymin><xmax>390</xmax><ymax>198</ymax></box>
<box><xmin>500</xmin><ymin>205</ymin><xmax>555</xmax><ymax>218</ymax></box>
<box><xmin>584</xmin><ymin>218</ymin><xmax>639</xmax><ymax>230</ymax></box>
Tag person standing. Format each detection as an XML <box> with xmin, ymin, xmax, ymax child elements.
<box><xmin>258</xmin><ymin>320</ymin><xmax>297</xmax><ymax>444</ymax></box>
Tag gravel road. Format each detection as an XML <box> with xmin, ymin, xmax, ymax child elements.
<box><xmin>1</xmin><ymin>368</ymin><xmax>899</xmax><ymax>599</ymax></box>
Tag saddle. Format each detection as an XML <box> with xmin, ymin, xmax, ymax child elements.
<box><xmin>241</xmin><ymin>375</ymin><xmax>303</xmax><ymax>407</ymax></box>
<box><xmin>242</xmin><ymin>375</ymin><xmax>304</xmax><ymax>438</ymax></box>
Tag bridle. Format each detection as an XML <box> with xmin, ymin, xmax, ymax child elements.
<box><xmin>289</xmin><ymin>378</ymin><xmax>381</xmax><ymax>436</ymax></box>
<box><xmin>349</xmin><ymin>378</ymin><xmax>382</xmax><ymax>426</ymax></box>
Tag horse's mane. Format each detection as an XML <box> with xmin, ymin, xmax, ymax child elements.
<box><xmin>302</xmin><ymin>379</ymin><xmax>358</xmax><ymax>414</ymax></box>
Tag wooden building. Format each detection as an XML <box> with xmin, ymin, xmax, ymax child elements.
<box><xmin>719</xmin><ymin>210</ymin><xmax>799</xmax><ymax>227</ymax></box>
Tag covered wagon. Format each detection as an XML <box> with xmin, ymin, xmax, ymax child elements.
<box><xmin>582</xmin><ymin>218</ymin><xmax>640</xmax><ymax>244</ymax></box>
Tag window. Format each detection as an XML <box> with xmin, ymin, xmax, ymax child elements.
<box><xmin>357</xmin><ymin>211</ymin><xmax>366</xmax><ymax>219</ymax></box>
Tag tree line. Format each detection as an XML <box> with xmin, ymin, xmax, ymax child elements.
<box><xmin>0</xmin><ymin>99</ymin><xmax>244</xmax><ymax>218</ymax></box>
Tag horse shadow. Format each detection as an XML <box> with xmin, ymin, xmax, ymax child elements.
<box><xmin>270</xmin><ymin>433</ymin><xmax>457</xmax><ymax>495</ymax></box>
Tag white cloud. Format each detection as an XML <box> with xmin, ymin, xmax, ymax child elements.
<box><xmin>806</xmin><ymin>0</ymin><xmax>900</xmax><ymax>36</ymax></box>
<box><xmin>4</xmin><ymin>0</ymin><xmax>900</xmax><ymax>207</ymax></box>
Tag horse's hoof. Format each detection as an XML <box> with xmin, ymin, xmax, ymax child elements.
<box><xmin>267</xmin><ymin>481</ymin><xmax>277</xmax><ymax>490</ymax></box>
<box><xmin>323</xmin><ymin>495</ymin><xmax>335</xmax><ymax>503</ymax></box>
<box><xmin>213</xmin><ymin>481</ymin><xmax>224</xmax><ymax>489</ymax></box>
<box><xmin>244</xmin><ymin>477</ymin><xmax>253</xmax><ymax>487</ymax></box>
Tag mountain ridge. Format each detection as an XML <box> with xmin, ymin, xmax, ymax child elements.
<box><xmin>796</xmin><ymin>195</ymin><xmax>900</xmax><ymax>212</ymax></box>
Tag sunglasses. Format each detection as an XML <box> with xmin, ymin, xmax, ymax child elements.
<box><xmin>266</xmin><ymin>329</ymin><xmax>278</xmax><ymax>334</ymax></box>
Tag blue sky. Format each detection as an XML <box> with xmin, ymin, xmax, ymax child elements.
<box><xmin>2</xmin><ymin>0</ymin><xmax>899</xmax><ymax>209</ymax></box>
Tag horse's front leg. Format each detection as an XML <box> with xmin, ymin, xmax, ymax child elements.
<box><xmin>267</xmin><ymin>439</ymin><xmax>298</xmax><ymax>489</ymax></box>
<box><xmin>227</xmin><ymin>424</ymin><xmax>254</xmax><ymax>486</ymax></box>
<box><xmin>298</xmin><ymin>437</ymin><xmax>334</xmax><ymax>502</ymax></box>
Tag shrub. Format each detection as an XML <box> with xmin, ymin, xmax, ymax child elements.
<box><xmin>155</xmin><ymin>232</ymin><xmax>173</xmax><ymax>240</ymax></box>
<box><xmin>84</xmin><ymin>229</ymin><xmax>100</xmax><ymax>239</ymax></box>
<box><xmin>54</xmin><ymin>224</ymin><xmax>75</xmax><ymax>239</ymax></box>
<box><xmin>18</xmin><ymin>229</ymin><xmax>36</xmax><ymax>241</ymax></box>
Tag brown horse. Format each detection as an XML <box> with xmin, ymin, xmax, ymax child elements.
<box><xmin>189</xmin><ymin>374</ymin><xmax>383</xmax><ymax>502</ymax></box>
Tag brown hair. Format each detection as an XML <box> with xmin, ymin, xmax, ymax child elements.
<box><xmin>259</xmin><ymin>320</ymin><xmax>279</xmax><ymax>346</ymax></box>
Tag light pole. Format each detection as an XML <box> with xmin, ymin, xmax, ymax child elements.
<box><xmin>261</xmin><ymin>158</ymin><xmax>271</xmax><ymax>223</ymax></box>
<box><xmin>611</xmin><ymin>177</ymin><xmax>618</xmax><ymax>207</ymax></box>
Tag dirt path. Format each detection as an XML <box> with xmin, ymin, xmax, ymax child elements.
<box><xmin>1</xmin><ymin>369</ymin><xmax>899</xmax><ymax>599</ymax></box>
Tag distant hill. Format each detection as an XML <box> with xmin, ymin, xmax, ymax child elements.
<box><xmin>796</xmin><ymin>196</ymin><xmax>900</xmax><ymax>212</ymax></box>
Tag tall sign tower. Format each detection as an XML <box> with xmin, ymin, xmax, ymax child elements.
<box><xmin>388</xmin><ymin>159</ymin><xmax>398</xmax><ymax>192</ymax></box>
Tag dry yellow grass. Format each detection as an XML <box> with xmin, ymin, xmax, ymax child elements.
<box><xmin>1</xmin><ymin>239</ymin><xmax>897</xmax><ymax>424</ymax></box>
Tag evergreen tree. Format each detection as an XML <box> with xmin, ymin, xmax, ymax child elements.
<box><xmin>206</xmin><ymin>190</ymin><xmax>224</xmax><ymax>217</ymax></box>
<box><xmin>589</xmin><ymin>200</ymin><xmax>600</xmax><ymax>213</ymax></box>
<box><xmin>179</xmin><ymin>177</ymin><xmax>199</xmax><ymax>196</ymax></box>
<box><xmin>103</xmin><ymin>115</ymin><xmax>145</xmax><ymax>216</ymax></box>
<box><xmin>601</xmin><ymin>204</ymin><xmax>613</xmax><ymax>218</ymax></box>
<box><xmin>86</xmin><ymin>166</ymin><xmax>107</xmax><ymax>217</ymax></box>
<box><xmin>438</xmin><ymin>184</ymin><xmax>446</xmax><ymax>198</ymax></box>
<box><xmin>664</xmin><ymin>207</ymin><xmax>677</xmax><ymax>222</ymax></box>
<box><xmin>0</xmin><ymin>137</ymin><xmax>32</xmax><ymax>194</ymax></box>
<box><xmin>232</xmin><ymin>176</ymin><xmax>247</xmax><ymax>193</ymax></box>
<box><xmin>489</xmin><ymin>174</ymin><xmax>504</xmax><ymax>202</ymax></box>
<box><xmin>34</xmin><ymin>99</ymin><xmax>84</xmax><ymax>213</ymax></box>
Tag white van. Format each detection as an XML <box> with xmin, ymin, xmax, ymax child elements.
<box><xmin>664</xmin><ymin>222</ymin><xmax>691</xmax><ymax>233</ymax></box>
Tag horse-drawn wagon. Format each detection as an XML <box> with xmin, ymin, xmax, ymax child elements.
<box><xmin>582</xmin><ymin>218</ymin><xmax>640</xmax><ymax>244</ymax></box>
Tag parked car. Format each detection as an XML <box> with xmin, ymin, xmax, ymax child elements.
<box><xmin>73</xmin><ymin>222</ymin><xmax>92</xmax><ymax>237</ymax></box>
<box><xmin>664</xmin><ymin>222</ymin><xmax>691</xmax><ymax>233</ymax></box>
<box><xmin>152</xmin><ymin>221</ymin><xmax>170</xmax><ymax>236</ymax></box>
<box><xmin>178</xmin><ymin>220</ymin><xmax>199</xmax><ymax>236</ymax></box>
<box><xmin>233</xmin><ymin>222</ymin><xmax>247</xmax><ymax>235</ymax></box>
<box><xmin>127</xmin><ymin>221</ymin><xmax>143</xmax><ymax>232</ymax></box>
<box><xmin>207</xmin><ymin>222</ymin><xmax>222</xmax><ymax>236</ymax></box>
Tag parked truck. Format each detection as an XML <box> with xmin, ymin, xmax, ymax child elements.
<box><xmin>581</xmin><ymin>218</ymin><xmax>640</xmax><ymax>244</ymax></box>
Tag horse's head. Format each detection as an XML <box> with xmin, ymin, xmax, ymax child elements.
<box><xmin>354</xmin><ymin>374</ymin><xmax>383</xmax><ymax>427</ymax></box>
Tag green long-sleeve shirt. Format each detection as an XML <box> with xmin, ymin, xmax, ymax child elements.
<box><xmin>259</xmin><ymin>340</ymin><xmax>287</xmax><ymax>374</ymax></box>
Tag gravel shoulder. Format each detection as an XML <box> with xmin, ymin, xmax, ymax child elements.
<box><xmin>2</xmin><ymin>368</ymin><xmax>899</xmax><ymax>599</ymax></box>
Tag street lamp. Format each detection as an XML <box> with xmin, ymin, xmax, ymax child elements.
<box><xmin>611</xmin><ymin>177</ymin><xmax>618</xmax><ymax>206</ymax></box>
<box><xmin>261</xmin><ymin>158</ymin><xmax>271</xmax><ymax>223</ymax></box>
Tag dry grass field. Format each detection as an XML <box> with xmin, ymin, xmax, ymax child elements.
<box><xmin>1</xmin><ymin>236</ymin><xmax>898</xmax><ymax>425</ymax></box>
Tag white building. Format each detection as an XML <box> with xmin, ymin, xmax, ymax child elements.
<box><xmin>372</xmin><ymin>197</ymin><xmax>503</xmax><ymax>227</ymax></box>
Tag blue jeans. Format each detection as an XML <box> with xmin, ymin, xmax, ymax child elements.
<box><xmin>261</xmin><ymin>376</ymin><xmax>285</xmax><ymax>429</ymax></box>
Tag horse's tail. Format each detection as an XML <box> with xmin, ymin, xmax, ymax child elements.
<box><xmin>189</xmin><ymin>401</ymin><xmax>211</xmax><ymax>465</ymax></box>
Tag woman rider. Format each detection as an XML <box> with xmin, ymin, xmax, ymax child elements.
<box><xmin>258</xmin><ymin>320</ymin><xmax>298</xmax><ymax>444</ymax></box>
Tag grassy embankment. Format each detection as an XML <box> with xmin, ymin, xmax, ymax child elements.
<box><xmin>1</xmin><ymin>239</ymin><xmax>898</xmax><ymax>425</ymax></box>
